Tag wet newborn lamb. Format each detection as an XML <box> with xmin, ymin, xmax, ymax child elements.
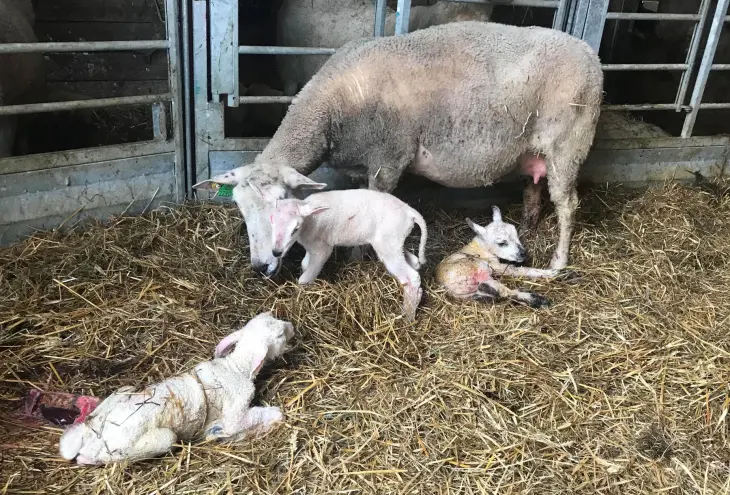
<box><xmin>59</xmin><ymin>312</ymin><xmax>294</xmax><ymax>465</ymax></box>
<box><xmin>436</xmin><ymin>206</ymin><xmax>559</xmax><ymax>307</ymax></box>
<box><xmin>264</xmin><ymin>186</ymin><xmax>427</xmax><ymax>321</ymax></box>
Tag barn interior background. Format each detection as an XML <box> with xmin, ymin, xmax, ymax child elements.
<box><xmin>0</xmin><ymin>0</ymin><xmax>728</xmax><ymax>242</ymax></box>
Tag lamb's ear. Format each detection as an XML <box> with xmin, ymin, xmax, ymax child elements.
<box><xmin>465</xmin><ymin>218</ymin><xmax>486</xmax><ymax>236</ymax></box>
<box><xmin>193</xmin><ymin>167</ymin><xmax>247</xmax><ymax>190</ymax></box>
<box><xmin>214</xmin><ymin>331</ymin><xmax>242</xmax><ymax>359</ymax></box>
<box><xmin>59</xmin><ymin>424</ymin><xmax>85</xmax><ymax>461</ymax></box>
<box><xmin>249</xmin><ymin>347</ymin><xmax>268</xmax><ymax>380</ymax></box>
<box><xmin>280</xmin><ymin>167</ymin><xmax>327</xmax><ymax>191</ymax></box>
<box><xmin>299</xmin><ymin>204</ymin><xmax>330</xmax><ymax>217</ymax></box>
<box><xmin>491</xmin><ymin>205</ymin><xmax>503</xmax><ymax>223</ymax></box>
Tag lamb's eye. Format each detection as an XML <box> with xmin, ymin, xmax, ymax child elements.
<box><xmin>497</xmin><ymin>241</ymin><xmax>508</xmax><ymax>247</ymax></box>
<box><xmin>292</xmin><ymin>226</ymin><xmax>299</xmax><ymax>233</ymax></box>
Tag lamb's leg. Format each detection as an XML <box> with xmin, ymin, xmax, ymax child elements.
<box><xmin>124</xmin><ymin>427</ymin><xmax>178</xmax><ymax>462</ymax></box>
<box><xmin>374</xmin><ymin>242</ymin><xmax>423</xmax><ymax>321</ymax></box>
<box><xmin>491</xmin><ymin>264</ymin><xmax>560</xmax><ymax>280</ymax></box>
<box><xmin>206</xmin><ymin>406</ymin><xmax>283</xmax><ymax>443</ymax></box>
<box><xmin>520</xmin><ymin>178</ymin><xmax>545</xmax><ymax>235</ymax></box>
<box><xmin>298</xmin><ymin>245</ymin><xmax>333</xmax><ymax>284</ymax></box>
<box><xmin>478</xmin><ymin>280</ymin><xmax>550</xmax><ymax>308</ymax></box>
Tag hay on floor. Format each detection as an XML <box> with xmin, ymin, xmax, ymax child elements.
<box><xmin>1</xmin><ymin>181</ymin><xmax>729</xmax><ymax>494</ymax></box>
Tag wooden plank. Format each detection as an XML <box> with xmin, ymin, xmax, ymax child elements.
<box><xmin>36</xmin><ymin>22</ymin><xmax>164</xmax><ymax>43</ymax></box>
<box><xmin>46</xmin><ymin>80</ymin><xmax>169</xmax><ymax>99</ymax></box>
<box><xmin>0</xmin><ymin>141</ymin><xmax>174</xmax><ymax>174</ymax></box>
<box><xmin>45</xmin><ymin>51</ymin><xmax>169</xmax><ymax>82</ymax></box>
<box><xmin>35</xmin><ymin>0</ymin><xmax>162</xmax><ymax>23</ymax></box>
<box><xmin>0</xmin><ymin>154</ymin><xmax>174</xmax><ymax>198</ymax></box>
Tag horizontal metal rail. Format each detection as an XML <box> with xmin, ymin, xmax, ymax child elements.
<box><xmin>602</xmin><ymin>103</ymin><xmax>691</xmax><ymax>111</ymax></box>
<box><xmin>239</xmin><ymin>96</ymin><xmax>295</xmax><ymax>104</ymax></box>
<box><xmin>605</xmin><ymin>13</ymin><xmax>699</xmax><ymax>21</ymax></box>
<box><xmin>697</xmin><ymin>102</ymin><xmax>730</xmax><ymax>109</ymax></box>
<box><xmin>0</xmin><ymin>94</ymin><xmax>172</xmax><ymax>116</ymax></box>
<box><xmin>238</xmin><ymin>45</ymin><xmax>336</xmax><ymax>55</ymax></box>
<box><xmin>0</xmin><ymin>40</ymin><xmax>168</xmax><ymax>54</ymax></box>
<box><xmin>447</xmin><ymin>0</ymin><xmax>559</xmax><ymax>6</ymax></box>
<box><xmin>602</xmin><ymin>63</ymin><xmax>688</xmax><ymax>71</ymax></box>
<box><xmin>712</xmin><ymin>64</ymin><xmax>730</xmax><ymax>70</ymax></box>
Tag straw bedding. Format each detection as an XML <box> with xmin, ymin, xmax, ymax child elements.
<box><xmin>1</xmin><ymin>181</ymin><xmax>729</xmax><ymax>494</ymax></box>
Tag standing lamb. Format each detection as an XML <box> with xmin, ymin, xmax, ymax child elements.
<box><xmin>265</xmin><ymin>187</ymin><xmax>427</xmax><ymax>321</ymax></box>
<box><xmin>436</xmin><ymin>206</ymin><xmax>558</xmax><ymax>308</ymax></box>
<box><xmin>0</xmin><ymin>0</ymin><xmax>45</xmax><ymax>157</ymax></box>
<box><xmin>193</xmin><ymin>21</ymin><xmax>603</xmax><ymax>279</ymax></box>
<box><xmin>58</xmin><ymin>312</ymin><xmax>294</xmax><ymax>465</ymax></box>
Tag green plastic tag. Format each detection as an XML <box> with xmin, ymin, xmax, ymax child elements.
<box><xmin>214</xmin><ymin>183</ymin><xmax>233</xmax><ymax>198</ymax></box>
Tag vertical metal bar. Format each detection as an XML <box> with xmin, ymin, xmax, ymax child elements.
<box><xmin>674</xmin><ymin>0</ymin><xmax>712</xmax><ymax>112</ymax></box>
<box><xmin>181</xmin><ymin>0</ymin><xmax>195</xmax><ymax>197</ymax></box>
<box><xmin>681</xmin><ymin>0</ymin><xmax>730</xmax><ymax>138</ymax></box>
<box><xmin>374</xmin><ymin>0</ymin><xmax>387</xmax><ymax>37</ymax></box>
<box><xmin>165</xmin><ymin>0</ymin><xmax>187</xmax><ymax>203</ymax></box>
<box><xmin>192</xmin><ymin>0</ymin><xmax>211</xmax><ymax>188</ymax></box>
<box><xmin>553</xmin><ymin>0</ymin><xmax>570</xmax><ymax>30</ymax></box>
<box><xmin>152</xmin><ymin>102</ymin><xmax>168</xmax><ymax>141</ymax></box>
<box><xmin>581</xmin><ymin>0</ymin><xmax>609</xmax><ymax>52</ymax></box>
<box><xmin>209</xmin><ymin>0</ymin><xmax>239</xmax><ymax>106</ymax></box>
<box><xmin>395</xmin><ymin>0</ymin><xmax>412</xmax><ymax>36</ymax></box>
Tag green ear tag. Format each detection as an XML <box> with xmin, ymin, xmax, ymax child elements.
<box><xmin>214</xmin><ymin>183</ymin><xmax>234</xmax><ymax>198</ymax></box>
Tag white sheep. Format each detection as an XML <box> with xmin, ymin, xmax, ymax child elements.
<box><xmin>435</xmin><ymin>206</ymin><xmax>568</xmax><ymax>307</ymax></box>
<box><xmin>262</xmin><ymin>186</ymin><xmax>427</xmax><ymax>321</ymax></box>
<box><xmin>58</xmin><ymin>312</ymin><xmax>294</xmax><ymax>465</ymax></box>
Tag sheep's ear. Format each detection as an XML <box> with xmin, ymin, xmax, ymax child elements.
<box><xmin>214</xmin><ymin>332</ymin><xmax>240</xmax><ymax>359</ymax></box>
<box><xmin>299</xmin><ymin>204</ymin><xmax>330</xmax><ymax>217</ymax></box>
<box><xmin>491</xmin><ymin>205</ymin><xmax>503</xmax><ymax>223</ymax></box>
<box><xmin>466</xmin><ymin>218</ymin><xmax>485</xmax><ymax>236</ymax></box>
<box><xmin>249</xmin><ymin>348</ymin><xmax>268</xmax><ymax>380</ymax></box>
<box><xmin>194</xmin><ymin>167</ymin><xmax>246</xmax><ymax>189</ymax></box>
<box><xmin>280</xmin><ymin>167</ymin><xmax>327</xmax><ymax>191</ymax></box>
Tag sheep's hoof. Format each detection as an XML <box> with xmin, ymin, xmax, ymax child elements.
<box><xmin>527</xmin><ymin>293</ymin><xmax>551</xmax><ymax>308</ymax></box>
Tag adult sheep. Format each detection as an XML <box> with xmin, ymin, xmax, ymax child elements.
<box><xmin>194</xmin><ymin>21</ymin><xmax>603</xmax><ymax>277</ymax></box>
<box><xmin>276</xmin><ymin>0</ymin><xmax>492</xmax><ymax>96</ymax></box>
<box><xmin>0</xmin><ymin>0</ymin><xmax>44</xmax><ymax>157</ymax></box>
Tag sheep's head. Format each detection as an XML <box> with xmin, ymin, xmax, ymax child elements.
<box><xmin>193</xmin><ymin>165</ymin><xmax>326</xmax><ymax>278</ymax></box>
<box><xmin>466</xmin><ymin>206</ymin><xmax>527</xmax><ymax>263</ymax></box>
<box><xmin>269</xmin><ymin>198</ymin><xmax>329</xmax><ymax>259</ymax></box>
<box><xmin>214</xmin><ymin>313</ymin><xmax>294</xmax><ymax>377</ymax></box>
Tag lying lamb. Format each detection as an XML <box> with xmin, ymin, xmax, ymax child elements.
<box><xmin>264</xmin><ymin>186</ymin><xmax>427</xmax><ymax>321</ymax></box>
<box><xmin>58</xmin><ymin>312</ymin><xmax>294</xmax><ymax>465</ymax></box>
<box><xmin>435</xmin><ymin>206</ymin><xmax>560</xmax><ymax>307</ymax></box>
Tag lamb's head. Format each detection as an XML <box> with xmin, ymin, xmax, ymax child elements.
<box><xmin>269</xmin><ymin>198</ymin><xmax>329</xmax><ymax>259</ymax></box>
<box><xmin>466</xmin><ymin>206</ymin><xmax>527</xmax><ymax>263</ymax></box>
<box><xmin>214</xmin><ymin>312</ymin><xmax>295</xmax><ymax>369</ymax></box>
<box><xmin>193</xmin><ymin>165</ymin><xmax>326</xmax><ymax>277</ymax></box>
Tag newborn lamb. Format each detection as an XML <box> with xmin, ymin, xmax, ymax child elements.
<box><xmin>263</xmin><ymin>186</ymin><xmax>427</xmax><ymax>321</ymax></box>
<box><xmin>435</xmin><ymin>206</ymin><xmax>560</xmax><ymax>307</ymax></box>
<box><xmin>59</xmin><ymin>312</ymin><xmax>294</xmax><ymax>465</ymax></box>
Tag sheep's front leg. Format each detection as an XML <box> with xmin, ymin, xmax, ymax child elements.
<box><xmin>124</xmin><ymin>428</ymin><xmax>178</xmax><ymax>462</ymax></box>
<box><xmin>477</xmin><ymin>280</ymin><xmax>550</xmax><ymax>308</ymax></box>
<box><xmin>206</xmin><ymin>406</ymin><xmax>283</xmax><ymax>443</ymax></box>
<box><xmin>298</xmin><ymin>245</ymin><xmax>333</xmax><ymax>285</ymax></box>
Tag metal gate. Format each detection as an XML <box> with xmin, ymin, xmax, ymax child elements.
<box><xmin>0</xmin><ymin>0</ymin><xmax>189</xmax><ymax>245</ymax></box>
<box><xmin>192</xmin><ymin>0</ymin><xmax>730</xmax><ymax>191</ymax></box>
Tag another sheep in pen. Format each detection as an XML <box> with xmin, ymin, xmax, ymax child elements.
<box><xmin>435</xmin><ymin>206</ymin><xmax>569</xmax><ymax>308</ymax></box>
<box><xmin>58</xmin><ymin>312</ymin><xmax>294</xmax><ymax>465</ymax></box>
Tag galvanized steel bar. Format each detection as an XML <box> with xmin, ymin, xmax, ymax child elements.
<box><xmin>447</xmin><ymin>0</ymin><xmax>559</xmax><ymax>6</ymax></box>
<box><xmin>395</xmin><ymin>0</ymin><xmax>412</xmax><ymax>35</ymax></box>
<box><xmin>239</xmin><ymin>96</ymin><xmax>295</xmax><ymax>104</ymax></box>
<box><xmin>165</xmin><ymin>0</ymin><xmax>187</xmax><ymax>203</ymax></box>
<box><xmin>0</xmin><ymin>94</ymin><xmax>172</xmax><ymax>116</ymax></box>
<box><xmin>675</xmin><ymin>0</ymin><xmax>712</xmax><ymax>112</ymax></box>
<box><xmin>698</xmin><ymin>102</ymin><xmax>730</xmax><ymax>109</ymax></box>
<box><xmin>0</xmin><ymin>40</ymin><xmax>169</xmax><ymax>54</ymax></box>
<box><xmin>601</xmin><ymin>104</ymin><xmax>690</xmax><ymax>111</ymax></box>
<box><xmin>553</xmin><ymin>0</ymin><xmax>569</xmax><ymax>30</ymax></box>
<box><xmin>181</xmin><ymin>0</ymin><xmax>195</xmax><ymax>198</ymax></box>
<box><xmin>682</xmin><ymin>0</ymin><xmax>730</xmax><ymax>138</ymax></box>
<box><xmin>374</xmin><ymin>0</ymin><xmax>387</xmax><ymax>37</ymax></box>
<box><xmin>601</xmin><ymin>63</ymin><xmax>688</xmax><ymax>71</ymax></box>
<box><xmin>238</xmin><ymin>46</ymin><xmax>337</xmax><ymax>55</ymax></box>
<box><xmin>605</xmin><ymin>13</ymin><xmax>700</xmax><ymax>21</ymax></box>
<box><xmin>711</xmin><ymin>64</ymin><xmax>730</xmax><ymax>70</ymax></box>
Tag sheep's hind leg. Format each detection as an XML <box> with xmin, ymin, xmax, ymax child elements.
<box><xmin>520</xmin><ymin>178</ymin><xmax>545</xmax><ymax>236</ymax></box>
<box><xmin>478</xmin><ymin>280</ymin><xmax>550</xmax><ymax>308</ymax></box>
<box><xmin>374</xmin><ymin>243</ymin><xmax>423</xmax><ymax>321</ymax></box>
<box><xmin>126</xmin><ymin>428</ymin><xmax>178</xmax><ymax>462</ymax></box>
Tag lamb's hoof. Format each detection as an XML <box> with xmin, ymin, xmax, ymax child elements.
<box><xmin>556</xmin><ymin>269</ymin><xmax>581</xmax><ymax>283</ymax></box>
<box><xmin>403</xmin><ymin>286</ymin><xmax>423</xmax><ymax>322</ymax></box>
<box><xmin>527</xmin><ymin>293</ymin><xmax>551</xmax><ymax>308</ymax></box>
<box><xmin>476</xmin><ymin>283</ymin><xmax>500</xmax><ymax>298</ymax></box>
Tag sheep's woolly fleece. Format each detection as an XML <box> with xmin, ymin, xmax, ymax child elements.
<box><xmin>1</xmin><ymin>181</ymin><xmax>729</xmax><ymax>494</ymax></box>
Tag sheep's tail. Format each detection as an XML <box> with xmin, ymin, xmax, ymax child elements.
<box><xmin>411</xmin><ymin>208</ymin><xmax>428</xmax><ymax>268</ymax></box>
